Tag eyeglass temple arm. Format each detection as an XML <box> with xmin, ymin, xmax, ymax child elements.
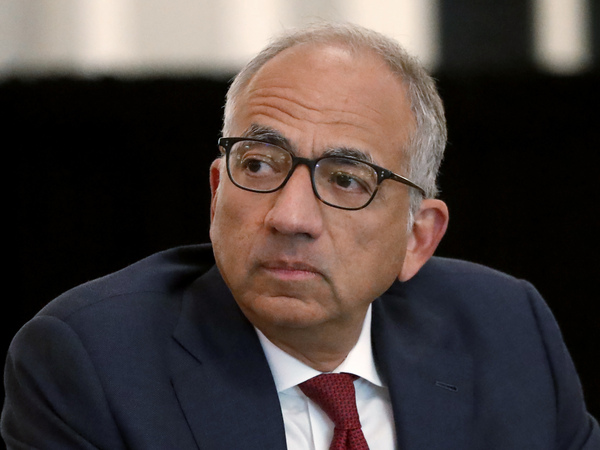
<box><xmin>388</xmin><ymin>172</ymin><xmax>426</xmax><ymax>197</ymax></box>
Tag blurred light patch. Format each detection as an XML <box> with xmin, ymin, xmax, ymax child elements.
<box><xmin>342</xmin><ymin>0</ymin><xmax>440</xmax><ymax>69</ymax></box>
<box><xmin>533</xmin><ymin>0</ymin><xmax>592</xmax><ymax>73</ymax></box>
<box><xmin>77</xmin><ymin>0</ymin><xmax>136</xmax><ymax>71</ymax></box>
<box><xmin>0</xmin><ymin>0</ymin><xmax>595</xmax><ymax>77</ymax></box>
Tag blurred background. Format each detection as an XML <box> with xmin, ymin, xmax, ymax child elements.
<box><xmin>4</xmin><ymin>0</ymin><xmax>600</xmax><ymax>420</ymax></box>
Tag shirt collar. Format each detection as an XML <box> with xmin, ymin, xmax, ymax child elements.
<box><xmin>256</xmin><ymin>305</ymin><xmax>385</xmax><ymax>392</ymax></box>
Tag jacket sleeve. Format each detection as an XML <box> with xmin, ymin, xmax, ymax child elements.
<box><xmin>525</xmin><ymin>281</ymin><xmax>600</xmax><ymax>449</ymax></box>
<box><xmin>1</xmin><ymin>315</ymin><xmax>126</xmax><ymax>450</ymax></box>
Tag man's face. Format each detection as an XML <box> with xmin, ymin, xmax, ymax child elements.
<box><xmin>210</xmin><ymin>43</ymin><xmax>416</xmax><ymax>335</ymax></box>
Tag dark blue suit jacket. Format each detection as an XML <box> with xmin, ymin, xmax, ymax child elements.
<box><xmin>2</xmin><ymin>244</ymin><xmax>599</xmax><ymax>449</ymax></box>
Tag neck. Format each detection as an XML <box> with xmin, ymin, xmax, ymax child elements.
<box><xmin>258</xmin><ymin>311</ymin><xmax>368</xmax><ymax>372</ymax></box>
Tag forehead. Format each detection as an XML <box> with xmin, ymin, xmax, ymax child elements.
<box><xmin>231</xmin><ymin>43</ymin><xmax>415</xmax><ymax>166</ymax></box>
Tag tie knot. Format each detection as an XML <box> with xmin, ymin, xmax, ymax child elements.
<box><xmin>299</xmin><ymin>373</ymin><xmax>361</xmax><ymax>430</ymax></box>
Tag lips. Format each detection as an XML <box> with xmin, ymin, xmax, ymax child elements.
<box><xmin>262</xmin><ymin>260</ymin><xmax>320</xmax><ymax>273</ymax></box>
<box><xmin>259</xmin><ymin>260</ymin><xmax>324</xmax><ymax>279</ymax></box>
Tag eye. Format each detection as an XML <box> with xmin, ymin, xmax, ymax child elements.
<box><xmin>240</xmin><ymin>153</ymin><xmax>275</xmax><ymax>176</ymax></box>
<box><xmin>328</xmin><ymin>171</ymin><xmax>371</xmax><ymax>194</ymax></box>
<box><xmin>245</xmin><ymin>159</ymin><xmax>262</xmax><ymax>173</ymax></box>
<box><xmin>231</xmin><ymin>141</ymin><xmax>292</xmax><ymax>183</ymax></box>
<box><xmin>319</xmin><ymin>156</ymin><xmax>377</xmax><ymax>196</ymax></box>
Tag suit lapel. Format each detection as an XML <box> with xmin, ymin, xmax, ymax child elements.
<box><xmin>372</xmin><ymin>281</ymin><xmax>473</xmax><ymax>450</ymax></box>
<box><xmin>169</xmin><ymin>266</ymin><xmax>287</xmax><ymax>450</ymax></box>
<box><xmin>167</xmin><ymin>257</ymin><xmax>473</xmax><ymax>449</ymax></box>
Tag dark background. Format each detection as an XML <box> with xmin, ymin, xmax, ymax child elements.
<box><xmin>5</xmin><ymin>70</ymin><xmax>600</xmax><ymax>422</ymax></box>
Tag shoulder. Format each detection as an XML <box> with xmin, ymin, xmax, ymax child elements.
<box><xmin>403</xmin><ymin>255</ymin><xmax>535</xmax><ymax>301</ymax></box>
<box><xmin>7</xmin><ymin>243</ymin><xmax>218</xmax><ymax>392</ymax></box>
<box><xmin>417</xmin><ymin>255</ymin><xmax>520</xmax><ymax>281</ymax></box>
<box><xmin>375</xmin><ymin>257</ymin><xmax>600</xmax><ymax>448</ymax></box>
<box><xmin>2</xmin><ymin>244</ymin><xmax>218</xmax><ymax>448</ymax></box>
<box><xmin>376</xmin><ymin>256</ymin><xmax>552</xmax><ymax>361</ymax></box>
<box><xmin>37</xmin><ymin>244</ymin><xmax>215</xmax><ymax>322</ymax></box>
<box><xmin>13</xmin><ymin>244</ymin><xmax>217</xmax><ymax>357</ymax></box>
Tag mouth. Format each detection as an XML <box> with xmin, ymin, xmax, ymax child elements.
<box><xmin>260</xmin><ymin>261</ymin><xmax>323</xmax><ymax>280</ymax></box>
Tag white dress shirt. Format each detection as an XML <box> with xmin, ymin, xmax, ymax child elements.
<box><xmin>256</xmin><ymin>306</ymin><xmax>397</xmax><ymax>450</ymax></box>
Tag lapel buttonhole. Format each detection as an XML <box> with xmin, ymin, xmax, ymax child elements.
<box><xmin>435</xmin><ymin>381</ymin><xmax>458</xmax><ymax>392</ymax></box>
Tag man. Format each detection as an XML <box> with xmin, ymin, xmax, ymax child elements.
<box><xmin>2</xmin><ymin>22</ymin><xmax>598</xmax><ymax>449</ymax></box>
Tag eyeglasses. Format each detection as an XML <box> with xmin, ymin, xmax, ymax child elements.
<box><xmin>218</xmin><ymin>137</ymin><xmax>425</xmax><ymax>211</ymax></box>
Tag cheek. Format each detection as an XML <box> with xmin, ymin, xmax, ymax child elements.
<box><xmin>210</xmin><ymin>188</ymin><xmax>264</xmax><ymax>267</ymax></box>
<box><xmin>340</xmin><ymin>211</ymin><xmax>408</xmax><ymax>280</ymax></box>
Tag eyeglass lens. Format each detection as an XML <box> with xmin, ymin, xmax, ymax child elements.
<box><xmin>227</xmin><ymin>140</ymin><xmax>378</xmax><ymax>209</ymax></box>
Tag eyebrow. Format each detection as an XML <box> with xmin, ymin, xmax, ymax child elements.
<box><xmin>322</xmin><ymin>147</ymin><xmax>374</xmax><ymax>164</ymax></box>
<box><xmin>241</xmin><ymin>124</ymin><xmax>292</xmax><ymax>150</ymax></box>
<box><xmin>240</xmin><ymin>123</ymin><xmax>374</xmax><ymax>164</ymax></box>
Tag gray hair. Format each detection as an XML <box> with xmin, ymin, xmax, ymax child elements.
<box><xmin>222</xmin><ymin>22</ymin><xmax>447</xmax><ymax>217</ymax></box>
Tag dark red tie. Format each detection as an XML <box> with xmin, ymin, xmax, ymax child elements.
<box><xmin>299</xmin><ymin>373</ymin><xmax>370</xmax><ymax>450</ymax></box>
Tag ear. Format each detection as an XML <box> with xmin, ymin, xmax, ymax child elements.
<box><xmin>398</xmin><ymin>199</ymin><xmax>449</xmax><ymax>281</ymax></box>
<box><xmin>209</xmin><ymin>158</ymin><xmax>223</xmax><ymax>222</ymax></box>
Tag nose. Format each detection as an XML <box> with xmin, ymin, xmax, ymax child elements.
<box><xmin>264</xmin><ymin>165</ymin><xmax>324</xmax><ymax>238</ymax></box>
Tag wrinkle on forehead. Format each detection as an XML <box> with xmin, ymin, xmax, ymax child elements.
<box><xmin>231</xmin><ymin>42</ymin><xmax>415</xmax><ymax>168</ymax></box>
<box><xmin>242</xmin><ymin>122</ymin><xmax>375</xmax><ymax>163</ymax></box>
<box><xmin>244</xmin><ymin>86</ymin><xmax>397</xmax><ymax>137</ymax></box>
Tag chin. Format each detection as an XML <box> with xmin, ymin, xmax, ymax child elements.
<box><xmin>239</xmin><ymin>294</ymin><xmax>330</xmax><ymax>330</ymax></box>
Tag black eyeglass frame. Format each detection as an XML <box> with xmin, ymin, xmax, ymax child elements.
<box><xmin>218</xmin><ymin>137</ymin><xmax>426</xmax><ymax>211</ymax></box>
